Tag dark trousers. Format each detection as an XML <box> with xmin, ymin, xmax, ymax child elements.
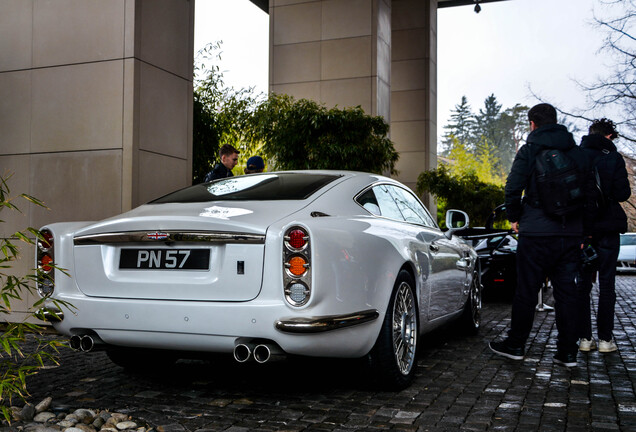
<box><xmin>576</xmin><ymin>232</ymin><xmax>619</xmax><ymax>341</ymax></box>
<box><xmin>508</xmin><ymin>236</ymin><xmax>581</xmax><ymax>355</ymax></box>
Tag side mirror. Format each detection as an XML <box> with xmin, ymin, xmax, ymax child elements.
<box><xmin>444</xmin><ymin>209</ymin><xmax>470</xmax><ymax>239</ymax></box>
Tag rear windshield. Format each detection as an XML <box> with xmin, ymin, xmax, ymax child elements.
<box><xmin>151</xmin><ymin>173</ymin><xmax>342</xmax><ymax>203</ymax></box>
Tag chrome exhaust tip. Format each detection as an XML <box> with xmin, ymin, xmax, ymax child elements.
<box><xmin>233</xmin><ymin>343</ymin><xmax>253</xmax><ymax>363</ymax></box>
<box><xmin>79</xmin><ymin>335</ymin><xmax>105</xmax><ymax>352</ymax></box>
<box><xmin>253</xmin><ymin>344</ymin><xmax>283</xmax><ymax>363</ymax></box>
<box><xmin>69</xmin><ymin>335</ymin><xmax>82</xmax><ymax>351</ymax></box>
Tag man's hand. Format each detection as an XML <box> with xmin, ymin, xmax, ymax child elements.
<box><xmin>511</xmin><ymin>221</ymin><xmax>519</xmax><ymax>233</ymax></box>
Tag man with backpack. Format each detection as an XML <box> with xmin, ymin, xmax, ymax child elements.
<box><xmin>490</xmin><ymin>103</ymin><xmax>593</xmax><ymax>368</ymax></box>
<box><xmin>577</xmin><ymin>118</ymin><xmax>630</xmax><ymax>354</ymax></box>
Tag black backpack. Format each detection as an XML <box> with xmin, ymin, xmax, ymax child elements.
<box><xmin>534</xmin><ymin>148</ymin><xmax>585</xmax><ymax>217</ymax></box>
<box><xmin>591</xmin><ymin>149</ymin><xmax>611</xmax><ymax>210</ymax></box>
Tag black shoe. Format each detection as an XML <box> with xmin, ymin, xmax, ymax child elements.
<box><xmin>553</xmin><ymin>351</ymin><xmax>577</xmax><ymax>368</ymax></box>
<box><xmin>489</xmin><ymin>340</ymin><xmax>525</xmax><ymax>360</ymax></box>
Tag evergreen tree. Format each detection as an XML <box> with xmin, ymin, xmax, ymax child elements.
<box><xmin>439</xmin><ymin>95</ymin><xmax>529</xmax><ymax>184</ymax></box>
<box><xmin>441</xmin><ymin>96</ymin><xmax>475</xmax><ymax>154</ymax></box>
<box><xmin>473</xmin><ymin>94</ymin><xmax>504</xmax><ymax>156</ymax></box>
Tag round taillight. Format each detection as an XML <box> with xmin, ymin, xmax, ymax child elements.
<box><xmin>288</xmin><ymin>229</ymin><xmax>307</xmax><ymax>249</ymax></box>
<box><xmin>37</xmin><ymin>278</ymin><xmax>54</xmax><ymax>297</ymax></box>
<box><xmin>40</xmin><ymin>255</ymin><xmax>53</xmax><ymax>273</ymax></box>
<box><xmin>286</xmin><ymin>282</ymin><xmax>309</xmax><ymax>305</ymax></box>
<box><xmin>39</xmin><ymin>230</ymin><xmax>53</xmax><ymax>251</ymax></box>
<box><xmin>287</xmin><ymin>256</ymin><xmax>307</xmax><ymax>276</ymax></box>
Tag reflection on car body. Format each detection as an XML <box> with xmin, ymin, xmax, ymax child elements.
<box><xmin>36</xmin><ymin>171</ymin><xmax>481</xmax><ymax>389</ymax></box>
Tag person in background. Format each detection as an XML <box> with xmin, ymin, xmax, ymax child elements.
<box><xmin>577</xmin><ymin>118</ymin><xmax>631</xmax><ymax>354</ymax></box>
<box><xmin>245</xmin><ymin>156</ymin><xmax>265</xmax><ymax>174</ymax></box>
<box><xmin>204</xmin><ymin>144</ymin><xmax>239</xmax><ymax>182</ymax></box>
<box><xmin>489</xmin><ymin>103</ymin><xmax>593</xmax><ymax>368</ymax></box>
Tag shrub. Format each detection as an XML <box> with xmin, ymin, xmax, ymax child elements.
<box><xmin>0</xmin><ymin>174</ymin><xmax>68</xmax><ymax>422</ymax></box>
<box><xmin>247</xmin><ymin>94</ymin><xmax>399</xmax><ymax>174</ymax></box>
<box><xmin>417</xmin><ymin>165</ymin><xmax>505</xmax><ymax>227</ymax></box>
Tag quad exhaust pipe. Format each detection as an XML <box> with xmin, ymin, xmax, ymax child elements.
<box><xmin>69</xmin><ymin>334</ymin><xmax>105</xmax><ymax>352</ymax></box>
<box><xmin>233</xmin><ymin>341</ymin><xmax>284</xmax><ymax>363</ymax></box>
<box><xmin>233</xmin><ymin>343</ymin><xmax>253</xmax><ymax>363</ymax></box>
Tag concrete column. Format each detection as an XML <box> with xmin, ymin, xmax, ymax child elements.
<box><xmin>0</xmin><ymin>0</ymin><xmax>194</xmax><ymax>317</ymax></box>
<box><xmin>270</xmin><ymin>0</ymin><xmax>391</xmax><ymax>119</ymax></box>
<box><xmin>391</xmin><ymin>0</ymin><xmax>437</xmax><ymax>204</ymax></box>
<box><xmin>0</xmin><ymin>0</ymin><xmax>194</xmax><ymax>231</ymax></box>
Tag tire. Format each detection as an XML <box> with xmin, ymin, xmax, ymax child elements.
<box><xmin>107</xmin><ymin>348</ymin><xmax>177</xmax><ymax>372</ymax></box>
<box><xmin>460</xmin><ymin>268</ymin><xmax>482</xmax><ymax>335</ymax></box>
<box><xmin>368</xmin><ymin>269</ymin><xmax>418</xmax><ymax>390</ymax></box>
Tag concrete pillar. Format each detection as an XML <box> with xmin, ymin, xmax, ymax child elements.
<box><xmin>269</xmin><ymin>0</ymin><xmax>438</xmax><ymax>208</ymax></box>
<box><xmin>391</xmin><ymin>0</ymin><xmax>437</xmax><ymax>202</ymax></box>
<box><xmin>0</xmin><ymin>0</ymin><xmax>194</xmax><ymax>318</ymax></box>
<box><xmin>0</xmin><ymin>0</ymin><xmax>194</xmax><ymax>230</ymax></box>
<box><xmin>269</xmin><ymin>0</ymin><xmax>391</xmax><ymax>120</ymax></box>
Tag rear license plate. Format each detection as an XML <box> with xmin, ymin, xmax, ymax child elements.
<box><xmin>119</xmin><ymin>249</ymin><xmax>210</xmax><ymax>270</ymax></box>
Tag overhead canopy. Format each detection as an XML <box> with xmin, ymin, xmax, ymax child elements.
<box><xmin>438</xmin><ymin>0</ymin><xmax>510</xmax><ymax>8</ymax></box>
<box><xmin>249</xmin><ymin>0</ymin><xmax>511</xmax><ymax>13</ymax></box>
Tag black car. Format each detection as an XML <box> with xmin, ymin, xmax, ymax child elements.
<box><xmin>459</xmin><ymin>205</ymin><xmax>517</xmax><ymax>299</ymax></box>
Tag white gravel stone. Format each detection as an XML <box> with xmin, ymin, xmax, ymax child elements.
<box><xmin>73</xmin><ymin>409</ymin><xmax>96</xmax><ymax>423</ymax></box>
<box><xmin>110</xmin><ymin>413</ymin><xmax>128</xmax><ymax>422</ymax></box>
<box><xmin>33</xmin><ymin>412</ymin><xmax>56</xmax><ymax>423</ymax></box>
<box><xmin>34</xmin><ymin>397</ymin><xmax>53</xmax><ymax>414</ymax></box>
<box><xmin>116</xmin><ymin>421</ymin><xmax>137</xmax><ymax>430</ymax></box>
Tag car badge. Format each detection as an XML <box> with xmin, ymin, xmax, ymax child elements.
<box><xmin>147</xmin><ymin>232</ymin><xmax>169</xmax><ymax>240</ymax></box>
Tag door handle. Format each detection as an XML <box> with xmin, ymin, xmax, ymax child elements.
<box><xmin>456</xmin><ymin>258</ymin><xmax>470</xmax><ymax>270</ymax></box>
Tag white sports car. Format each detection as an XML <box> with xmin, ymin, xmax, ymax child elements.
<box><xmin>36</xmin><ymin>171</ymin><xmax>480</xmax><ymax>389</ymax></box>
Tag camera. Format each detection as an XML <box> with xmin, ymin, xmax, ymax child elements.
<box><xmin>581</xmin><ymin>244</ymin><xmax>598</xmax><ymax>266</ymax></box>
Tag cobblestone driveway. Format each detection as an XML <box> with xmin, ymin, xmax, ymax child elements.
<box><xmin>24</xmin><ymin>277</ymin><xmax>636</xmax><ymax>431</ymax></box>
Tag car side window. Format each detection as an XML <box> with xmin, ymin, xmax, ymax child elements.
<box><xmin>356</xmin><ymin>188</ymin><xmax>381</xmax><ymax>215</ymax></box>
<box><xmin>372</xmin><ymin>185</ymin><xmax>404</xmax><ymax>220</ymax></box>
<box><xmin>387</xmin><ymin>185</ymin><xmax>437</xmax><ymax>228</ymax></box>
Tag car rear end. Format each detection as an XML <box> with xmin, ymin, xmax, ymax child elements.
<box><xmin>35</xmin><ymin>172</ymin><xmax>387</xmax><ymax>361</ymax></box>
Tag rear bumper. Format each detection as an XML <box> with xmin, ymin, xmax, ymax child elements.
<box><xmin>42</xmin><ymin>296</ymin><xmax>381</xmax><ymax>358</ymax></box>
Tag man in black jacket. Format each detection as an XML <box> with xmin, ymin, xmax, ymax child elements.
<box><xmin>577</xmin><ymin>118</ymin><xmax>630</xmax><ymax>354</ymax></box>
<box><xmin>204</xmin><ymin>144</ymin><xmax>239</xmax><ymax>182</ymax></box>
<box><xmin>490</xmin><ymin>103</ymin><xmax>592</xmax><ymax>367</ymax></box>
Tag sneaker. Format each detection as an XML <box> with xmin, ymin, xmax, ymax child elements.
<box><xmin>553</xmin><ymin>351</ymin><xmax>577</xmax><ymax>368</ymax></box>
<box><xmin>489</xmin><ymin>340</ymin><xmax>525</xmax><ymax>360</ymax></box>
<box><xmin>599</xmin><ymin>339</ymin><xmax>618</xmax><ymax>353</ymax></box>
<box><xmin>579</xmin><ymin>338</ymin><xmax>597</xmax><ymax>352</ymax></box>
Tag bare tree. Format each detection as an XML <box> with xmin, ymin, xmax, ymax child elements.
<box><xmin>584</xmin><ymin>0</ymin><xmax>636</xmax><ymax>144</ymax></box>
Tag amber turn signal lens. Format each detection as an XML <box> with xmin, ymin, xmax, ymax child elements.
<box><xmin>288</xmin><ymin>256</ymin><xmax>307</xmax><ymax>276</ymax></box>
<box><xmin>40</xmin><ymin>255</ymin><xmax>53</xmax><ymax>272</ymax></box>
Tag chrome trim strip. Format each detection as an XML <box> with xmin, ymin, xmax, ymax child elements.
<box><xmin>275</xmin><ymin>309</ymin><xmax>379</xmax><ymax>333</ymax></box>
<box><xmin>74</xmin><ymin>231</ymin><xmax>266</xmax><ymax>245</ymax></box>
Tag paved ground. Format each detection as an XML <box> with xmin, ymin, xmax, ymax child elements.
<box><xmin>21</xmin><ymin>276</ymin><xmax>636</xmax><ymax>431</ymax></box>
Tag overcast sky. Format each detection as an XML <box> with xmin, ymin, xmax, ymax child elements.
<box><xmin>194</xmin><ymin>0</ymin><xmax>620</xmax><ymax>143</ymax></box>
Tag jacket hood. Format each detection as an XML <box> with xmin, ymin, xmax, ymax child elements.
<box><xmin>527</xmin><ymin>124</ymin><xmax>576</xmax><ymax>151</ymax></box>
<box><xmin>580</xmin><ymin>134</ymin><xmax>617</xmax><ymax>152</ymax></box>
